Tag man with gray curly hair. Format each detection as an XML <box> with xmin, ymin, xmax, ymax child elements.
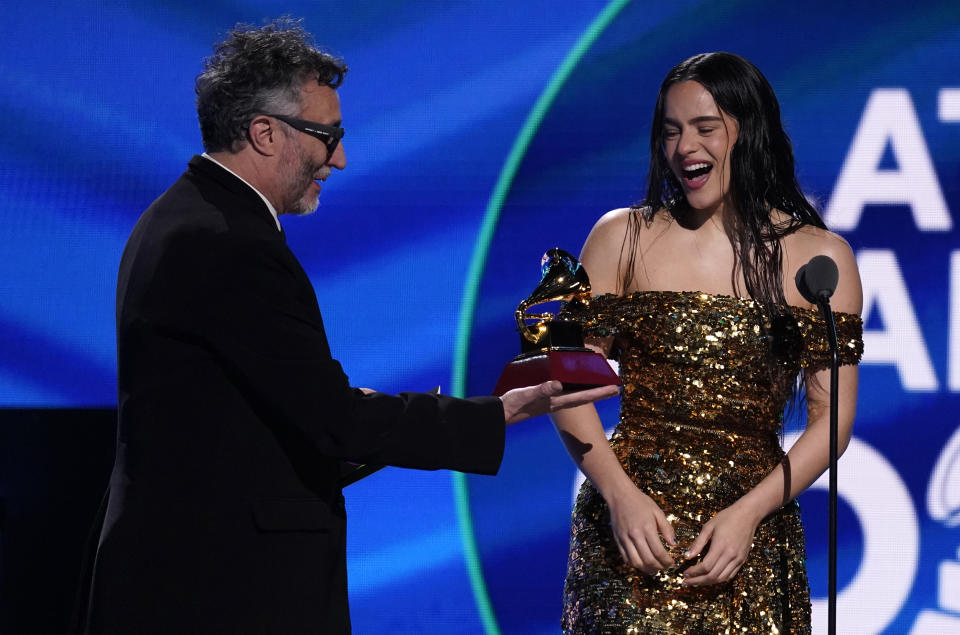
<box><xmin>72</xmin><ymin>17</ymin><xmax>616</xmax><ymax>635</ymax></box>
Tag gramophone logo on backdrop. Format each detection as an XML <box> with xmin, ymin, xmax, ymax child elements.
<box><xmin>911</xmin><ymin>425</ymin><xmax>960</xmax><ymax>632</ymax></box>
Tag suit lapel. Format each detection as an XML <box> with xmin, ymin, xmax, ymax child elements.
<box><xmin>186</xmin><ymin>155</ymin><xmax>320</xmax><ymax>315</ymax></box>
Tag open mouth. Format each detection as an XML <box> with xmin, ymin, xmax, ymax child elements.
<box><xmin>680</xmin><ymin>162</ymin><xmax>712</xmax><ymax>188</ymax></box>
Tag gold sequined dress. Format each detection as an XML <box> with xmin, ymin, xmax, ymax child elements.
<box><xmin>560</xmin><ymin>291</ymin><xmax>863</xmax><ymax>634</ymax></box>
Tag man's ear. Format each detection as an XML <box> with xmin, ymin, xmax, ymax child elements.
<box><xmin>247</xmin><ymin>115</ymin><xmax>280</xmax><ymax>156</ymax></box>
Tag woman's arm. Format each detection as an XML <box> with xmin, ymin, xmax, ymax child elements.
<box><xmin>550</xmin><ymin>209</ymin><xmax>676</xmax><ymax>574</ymax></box>
<box><xmin>683</xmin><ymin>233</ymin><xmax>863</xmax><ymax>586</ymax></box>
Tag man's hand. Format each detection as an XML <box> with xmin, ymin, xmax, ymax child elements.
<box><xmin>499</xmin><ymin>380</ymin><xmax>619</xmax><ymax>425</ymax></box>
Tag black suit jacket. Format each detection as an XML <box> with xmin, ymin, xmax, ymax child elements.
<box><xmin>74</xmin><ymin>156</ymin><xmax>505</xmax><ymax>634</ymax></box>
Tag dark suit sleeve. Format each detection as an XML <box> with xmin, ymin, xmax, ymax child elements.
<box><xmin>140</xmin><ymin>228</ymin><xmax>504</xmax><ymax>475</ymax></box>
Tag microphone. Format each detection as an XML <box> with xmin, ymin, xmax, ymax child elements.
<box><xmin>795</xmin><ymin>253</ymin><xmax>842</xmax><ymax>635</ymax></box>
<box><xmin>795</xmin><ymin>255</ymin><xmax>839</xmax><ymax>304</ymax></box>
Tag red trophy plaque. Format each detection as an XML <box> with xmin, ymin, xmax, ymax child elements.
<box><xmin>493</xmin><ymin>248</ymin><xmax>621</xmax><ymax>396</ymax></box>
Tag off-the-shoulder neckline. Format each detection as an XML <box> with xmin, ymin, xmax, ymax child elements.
<box><xmin>587</xmin><ymin>289</ymin><xmax>861</xmax><ymax>318</ymax></box>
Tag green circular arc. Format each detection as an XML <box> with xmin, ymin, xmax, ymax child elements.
<box><xmin>449</xmin><ymin>2</ymin><xmax>631</xmax><ymax>633</ymax></box>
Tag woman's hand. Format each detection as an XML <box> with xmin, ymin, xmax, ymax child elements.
<box><xmin>681</xmin><ymin>501</ymin><xmax>762</xmax><ymax>586</ymax></box>
<box><xmin>606</xmin><ymin>485</ymin><xmax>677</xmax><ymax>575</ymax></box>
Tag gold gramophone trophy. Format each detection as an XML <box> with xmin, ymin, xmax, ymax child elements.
<box><xmin>492</xmin><ymin>248</ymin><xmax>621</xmax><ymax>395</ymax></box>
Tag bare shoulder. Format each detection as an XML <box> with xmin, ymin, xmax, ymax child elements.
<box><xmin>584</xmin><ymin>207</ymin><xmax>634</xmax><ymax>241</ymax></box>
<box><xmin>583</xmin><ymin>206</ymin><xmax>667</xmax><ymax>247</ymax></box>
<box><xmin>580</xmin><ymin>207</ymin><xmax>654</xmax><ymax>295</ymax></box>
<box><xmin>784</xmin><ymin>223</ymin><xmax>855</xmax><ymax>266</ymax></box>
<box><xmin>782</xmin><ymin>221</ymin><xmax>862</xmax><ymax>313</ymax></box>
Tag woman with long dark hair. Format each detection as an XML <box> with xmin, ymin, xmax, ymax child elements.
<box><xmin>552</xmin><ymin>52</ymin><xmax>863</xmax><ymax>633</ymax></box>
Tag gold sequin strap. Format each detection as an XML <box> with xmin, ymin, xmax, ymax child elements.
<box><xmin>795</xmin><ymin>308</ymin><xmax>864</xmax><ymax>370</ymax></box>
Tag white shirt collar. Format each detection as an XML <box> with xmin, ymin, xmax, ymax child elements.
<box><xmin>201</xmin><ymin>153</ymin><xmax>282</xmax><ymax>232</ymax></box>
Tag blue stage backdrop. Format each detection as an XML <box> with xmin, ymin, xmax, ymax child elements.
<box><xmin>2</xmin><ymin>1</ymin><xmax>958</xmax><ymax>633</ymax></box>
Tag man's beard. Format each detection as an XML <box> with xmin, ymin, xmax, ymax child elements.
<box><xmin>282</xmin><ymin>141</ymin><xmax>321</xmax><ymax>216</ymax></box>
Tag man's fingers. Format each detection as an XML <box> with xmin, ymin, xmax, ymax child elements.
<box><xmin>502</xmin><ymin>382</ymin><xmax>618</xmax><ymax>424</ymax></box>
<box><xmin>537</xmin><ymin>380</ymin><xmax>564</xmax><ymax>397</ymax></box>
<box><xmin>550</xmin><ymin>384</ymin><xmax>619</xmax><ymax>410</ymax></box>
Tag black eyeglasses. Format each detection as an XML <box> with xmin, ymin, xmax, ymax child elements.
<box><xmin>266</xmin><ymin>114</ymin><xmax>344</xmax><ymax>158</ymax></box>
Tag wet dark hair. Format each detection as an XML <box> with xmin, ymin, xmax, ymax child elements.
<box><xmin>195</xmin><ymin>17</ymin><xmax>348</xmax><ymax>153</ymax></box>
<box><xmin>636</xmin><ymin>52</ymin><xmax>826</xmax><ymax>308</ymax></box>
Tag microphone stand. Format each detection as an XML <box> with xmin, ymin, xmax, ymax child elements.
<box><xmin>815</xmin><ymin>293</ymin><xmax>840</xmax><ymax>635</ymax></box>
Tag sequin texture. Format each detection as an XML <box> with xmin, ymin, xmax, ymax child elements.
<box><xmin>560</xmin><ymin>291</ymin><xmax>863</xmax><ymax>634</ymax></box>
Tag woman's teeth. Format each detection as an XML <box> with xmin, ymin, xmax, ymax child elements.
<box><xmin>683</xmin><ymin>162</ymin><xmax>712</xmax><ymax>178</ymax></box>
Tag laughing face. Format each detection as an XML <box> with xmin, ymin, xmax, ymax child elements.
<box><xmin>662</xmin><ymin>80</ymin><xmax>739</xmax><ymax>215</ymax></box>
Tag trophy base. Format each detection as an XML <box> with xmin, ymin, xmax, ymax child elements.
<box><xmin>492</xmin><ymin>348</ymin><xmax>621</xmax><ymax>396</ymax></box>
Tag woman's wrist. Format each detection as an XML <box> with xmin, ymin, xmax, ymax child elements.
<box><xmin>731</xmin><ymin>493</ymin><xmax>772</xmax><ymax>526</ymax></box>
<box><xmin>597</xmin><ymin>474</ymin><xmax>642</xmax><ymax>505</ymax></box>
